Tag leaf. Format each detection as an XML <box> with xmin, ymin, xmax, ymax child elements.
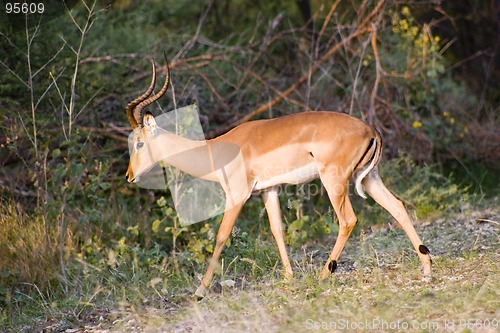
<box><xmin>150</xmin><ymin>277</ymin><xmax>163</xmax><ymax>288</ymax></box>
<box><xmin>290</xmin><ymin>219</ymin><xmax>305</xmax><ymax>231</ymax></box>
<box><xmin>107</xmin><ymin>249</ymin><xmax>117</xmax><ymax>267</ymax></box>
<box><xmin>127</xmin><ymin>225</ymin><xmax>139</xmax><ymax>236</ymax></box>
<box><xmin>220</xmin><ymin>279</ymin><xmax>236</xmax><ymax>288</ymax></box>
<box><xmin>51</xmin><ymin>148</ymin><xmax>61</xmax><ymax>159</ymax></box>
<box><xmin>157</xmin><ymin>196</ymin><xmax>167</xmax><ymax>207</ymax></box>
<box><xmin>152</xmin><ymin>219</ymin><xmax>161</xmax><ymax>233</ymax></box>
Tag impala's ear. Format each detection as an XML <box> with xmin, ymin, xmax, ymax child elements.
<box><xmin>143</xmin><ymin>112</ymin><xmax>158</xmax><ymax>136</ymax></box>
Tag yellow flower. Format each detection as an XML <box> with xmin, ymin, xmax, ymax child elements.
<box><xmin>410</xmin><ymin>26</ymin><xmax>419</xmax><ymax>37</ymax></box>
<box><xmin>400</xmin><ymin>19</ymin><xmax>409</xmax><ymax>31</ymax></box>
<box><xmin>402</xmin><ymin>6</ymin><xmax>411</xmax><ymax>16</ymax></box>
<box><xmin>412</xmin><ymin>121</ymin><xmax>423</xmax><ymax>129</ymax></box>
<box><xmin>434</xmin><ymin>36</ymin><xmax>441</xmax><ymax>43</ymax></box>
<box><xmin>443</xmin><ymin>111</ymin><xmax>450</xmax><ymax>118</ymax></box>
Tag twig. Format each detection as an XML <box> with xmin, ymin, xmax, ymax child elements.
<box><xmin>0</xmin><ymin>181</ymin><xmax>37</xmax><ymax>198</ymax></box>
<box><xmin>64</xmin><ymin>0</ymin><xmax>97</xmax><ymax>139</ymax></box>
<box><xmin>348</xmin><ymin>34</ymin><xmax>371</xmax><ymax>116</ymax></box>
<box><xmin>0</xmin><ymin>60</ymin><xmax>29</xmax><ymax>88</ymax></box>
<box><xmin>173</xmin><ymin>0</ymin><xmax>215</xmax><ymax>62</ymax></box>
<box><xmin>476</xmin><ymin>218</ymin><xmax>499</xmax><ymax>225</ymax></box>
<box><xmin>194</xmin><ymin>69</ymin><xmax>231</xmax><ymax>110</ymax></box>
<box><xmin>78</xmin><ymin>126</ymin><xmax>129</xmax><ymax>143</ymax></box>
<box><xmin>359</xmin><ymin>0</ymin><xmax>386</xmax><ymax>28</ymax></box>
<box><xmin>79</xmin><ymin>53</ymin><xmax>144</xmax><ymax>64</ymax></box>
<box><xmin>237</xmin><ymin>12</ymin><xmax>284</xmax><ymax>89</ymax></box>
<box><xmin>314</xmin><ymin>0</ymin><xmax>341</xmax><ymax>59</ymax></box>
<box><xmin>369</xmin><ymin>23</ymin><xmax>382</xmax><ymax>125</ymax></box>
<box><xmin>221</xmin><ymin>58</ymin><xmax>310</xmax><ymax>111</ymax></box>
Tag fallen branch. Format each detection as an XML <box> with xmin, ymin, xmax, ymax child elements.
<box><xmin>79</xmin><ymin>125</ymin><xmax>129</xmax><ymax>143</ymax></box>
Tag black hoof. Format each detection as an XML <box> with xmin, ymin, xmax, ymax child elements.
<box><xmin>419</xmin><ymin>245</ymin><xmax>430</xmax><ymax>255</ymax></box>
<box><xmin>328</xmin><ymin>260</ymin><xmax>337</xmax><ymax>273</ymax></box>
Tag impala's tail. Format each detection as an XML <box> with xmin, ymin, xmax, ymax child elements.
<box><xmin>354</xmin><ymin>131</ymin><xmax>382</xmax><ymax>199</ymax></box>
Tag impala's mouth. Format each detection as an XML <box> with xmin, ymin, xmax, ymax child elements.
<box><xmin>127</xmin><ymin>163</ymin><xmax>158</xmax><ymax>184</ymax></box>
<box><xmin>126</xmin><ymin>176</ymin><xmax>140</xmax><ymax>183</ymax></box>
<box><xmin>125</xmin><ymin>170</ymin><xmax>140</xmax><ymax>183</ymax></box>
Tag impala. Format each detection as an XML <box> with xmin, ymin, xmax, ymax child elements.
<box><xmin>125</xmin><ymin>59</ymin><xmax>432</xmax><ymax>298</ymax></box>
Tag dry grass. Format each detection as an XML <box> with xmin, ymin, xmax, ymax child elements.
<box><xmin>17</xmin><ymin>201</ymin><xmax>497</xmax><ymax>333</ymax></box>
<box><xmin>0</xmin><ymin>200</ymin><xmax>72</xmax><ymax>290</ymax></box>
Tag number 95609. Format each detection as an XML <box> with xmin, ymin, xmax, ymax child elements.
<box><xmin>5</xmin><ymin>2</ymin><xmax>45</xmax><ymax>14</ymax></box>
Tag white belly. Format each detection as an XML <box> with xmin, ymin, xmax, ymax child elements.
<box><xmin>253</xmin><ymin>163</ymin><xmax>319</xmax><ymax>190</ymax></box>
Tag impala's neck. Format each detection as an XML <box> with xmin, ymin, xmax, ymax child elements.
<box><xmin>147</xmin><ymin>129</ymin><xmax>218</xmax><ymax>180</ymax></box>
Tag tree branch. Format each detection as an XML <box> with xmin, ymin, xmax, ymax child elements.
<box><xmin>210</xmin><ymin>25</ymin><xmax>374</xmax><ymax>137</ymax></box>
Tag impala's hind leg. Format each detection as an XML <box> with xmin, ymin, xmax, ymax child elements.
<box><xmin>362</xmin><ymin>168</ymin><xmax>432</xmax><ymax>275</ymax></box>
<box><xmin>318</xmin><ymin>175</ymin><xmax>357</xmax><ymax>280</ymax></box>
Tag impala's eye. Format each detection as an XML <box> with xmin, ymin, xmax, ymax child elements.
<box><xmin>136</xmin><ymin>142</ymin><xmax>144</xmax><ymax>150</ymax></box>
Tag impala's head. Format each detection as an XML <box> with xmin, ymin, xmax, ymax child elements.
<box><xmin>125</xmin><ymin>57</ymin><xmax>170</xmax><ymax>183</ymax></box>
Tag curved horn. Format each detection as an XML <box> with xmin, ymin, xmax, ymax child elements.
<box><xmin>125</xmin><ymin>59</ymin><xmax>156</xmax><ymax>129</ymax></box>
<box><xmin>133</xmin><ymin>55</ymin><xmax>170</xmax><ymax>127</ymax></box>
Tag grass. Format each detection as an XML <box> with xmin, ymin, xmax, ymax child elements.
<box><xmin>2</xmin><ymin>199</ymin><xmax>498</xmax><ymax>332</ymax></box>
<box><xmin>1</xmin><ymin>1</ymin><xmax>498</xmax><ymax>331</ymax></box>
<box><xmin>169</xmin><ymin>255</ymin><xmax>499</xmax><ymax>333</ymax></box>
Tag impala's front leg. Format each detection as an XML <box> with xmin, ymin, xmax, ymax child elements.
<box><xmin>195</xmin><ymin>201</ymin><xmax>244</xmax><ymax>299</ymax></box>
<box><xmin>262</xmin><ymin>188</ymin><xmax>293</xmax><ymax>279</ymax></box>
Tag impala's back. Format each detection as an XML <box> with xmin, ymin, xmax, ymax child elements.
<box><xmin>211</xmin><ymin>111</ymin><xmax>379</xmax><ymax>193</ymax></box>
